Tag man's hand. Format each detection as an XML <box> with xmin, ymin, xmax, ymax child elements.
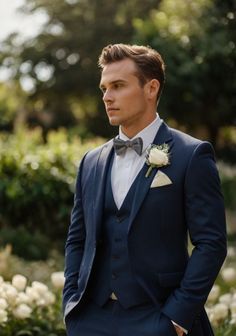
<box><xmin>174</xmin><ymin>324</ymin><xmax>184</xmax><ymax>336</ymax></box>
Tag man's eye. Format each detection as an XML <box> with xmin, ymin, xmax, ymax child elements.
<box><xmin>114</xmin><ymin>83</ymin><xmax>122</xmax><ymax>89</ymax></box>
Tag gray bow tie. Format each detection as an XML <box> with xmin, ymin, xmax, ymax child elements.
<box><xmin>113</xmin><ymin>137</ymin><xmax>143</xmax><ymax>156</ymax></box>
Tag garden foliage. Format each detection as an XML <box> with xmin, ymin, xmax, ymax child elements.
<box><xmin>0</xmin><ymin>129</ymin><xmax>103</xmax><ymax>256</ymax></box>
<box><xmin>0</xmin><ymin>271</ymin><xmax>66</xmax><ymax>335</ymax></box>
<box><xmin>0</xmin><ymin>129</ymin><xmax>235</xmax><ymax>259</ymax></box>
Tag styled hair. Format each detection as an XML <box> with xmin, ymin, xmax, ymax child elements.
<box><xmin>98</xmin><ymin>43</ymin><xmax>165</xmax><ymax>101</ymax></box>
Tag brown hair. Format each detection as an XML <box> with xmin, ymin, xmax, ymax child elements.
<box><xmin>98</xmin><ymin>43</ymin><xmax>165</xmax><ymax>101</ymax></box>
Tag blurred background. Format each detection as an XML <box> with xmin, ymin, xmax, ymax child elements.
<box><xmin>0</xmin><ymin>0</ymin><xmax>236</xmax><ymax>333</ymax></box>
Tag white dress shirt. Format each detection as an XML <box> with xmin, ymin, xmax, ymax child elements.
<box><xmin>111</xmin><ymin>114</ymin><xmax>162</xmax><ymax>209</ymax></box>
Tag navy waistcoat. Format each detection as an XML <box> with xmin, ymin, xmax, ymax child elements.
<box><xmin>87</xmin><ymin>154</ymin><xmax>150</xmax><ymax>308</ymax></box>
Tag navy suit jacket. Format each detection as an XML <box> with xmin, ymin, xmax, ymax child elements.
<box><xmin>63</xmin><ymin>122</ymin><xmax>227</xmax><ymax>332</ymax></box>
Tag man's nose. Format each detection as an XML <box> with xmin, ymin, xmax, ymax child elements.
<box><xmin>103</xmin><ymin>89</ymin><xmax>114</xmax><ymax>103</ymax></box>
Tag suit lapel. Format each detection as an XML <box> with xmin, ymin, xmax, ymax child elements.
<box><xmin>92</xmin><ymin>140</ymin><xmax>114</xmax><ymax>240</ymax></box>
<box><xmin>128</xmin><ymin>122</ymin><xmax>173</xmax><ymax>233</ymax></box>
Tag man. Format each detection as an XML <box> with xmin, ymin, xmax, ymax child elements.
<box><xmin>63</xmin><ymin>44</ymin><xmax>227</xmax><ymax>336</ymax></box>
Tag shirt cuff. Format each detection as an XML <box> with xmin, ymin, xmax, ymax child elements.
<box><xmin>171</xmin><ymin>320</ymin><xmax>188</xmax><ymax>334</ymax></box>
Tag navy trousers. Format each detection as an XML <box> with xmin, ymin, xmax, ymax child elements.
<box><xmin>65</xmin><ymin>298</ymin><xmax>178</xmax><ymax>336</ymax></box>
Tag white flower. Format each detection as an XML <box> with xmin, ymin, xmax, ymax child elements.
<box><xmin>145</xmin><ymin>143</ymin><xmax>170</xmax><ymax>177</ymax></box>
<box><xmin>0</xmin><ymin>298</ymin><xmax>8</xmax><ymax>310</ymax></box>
<box><xmin>230</xmin><ymin>313</ymin><xmax>236</xmax><ymax>326</ymax></box>
<box><xmin>227</xmin><ymin>246</ymin><xmax>236</xmax><ymax>258</ymax></box>
<box><xmin>221</xmin><ymin>267</ymin><xmax>236</xmax><ymax>284</ymax></box>
<box><xmin>219</xmin><ymin>293</ymin><xmax>233</xmax><ymax>307</ymax></box>
<box><xmin>51</xmin><ymin>272</ymin><xmax>65</xmax><ymax>289</ymax></box>
<box><xmin>230</xmin><ymin>301</ymin><xmax>236</xmax><ymax>315</ymax></box>
<box><xmin>27</xmin><ymin>281</ymin><xmax>55</xmax><ymax>307</ymax></box>
<box><xmin>43</xmin><ymin>291</ymin><xmax>55</xmax><ymax>305</ymax></box>
<box><xmin>12</xmin><ymin>275</ymin><xmax>27</xmax><ymax>291</ymax></box>
<box><xmin>25</xmin><ymin>286</ymin><xmax>40</xmax><ymax>302</ymax></box>
<box><xmin>232</xmin><ymin>293</ymin><xmax>236</xmax><ymax>301</ymax></box>
<box><xmin>208</xmin><ymin>285</ymin><xmax>220</xmax><ymax>303</ymax></box>
<box><xmin>211</xmin><ymin>303</ymin><xmax>229</xmax><ymax>325</ymax></box>
<box><xmin>149</xmin><ymin>148</ymin><xmax>169</xmax><ymax>166</ymax></box>
<box><xmin>0</xmin><ymin>309</ymin><xmax>8</xmax><ymax>324</ymax></box>
<box><xmin>32</xmin><ymin>281</ymin><xmax>49</xmax><ymax>295</ymax></box>
<box><xmin>0</xmin><ymin>276</ymin><xmax>4</xmax><ymax>285</ymax></box>
<box><xmin>205</xmin><ymin>306</ymin><xmax>211</xmax><ymax>316</ymax></box>
<box><xmin>1</xmin><ymin>283</ymin><xmax>18</xmax><ymax>304</ymax></box>
<box><xmin>13</xmin><ymin>303</ymin><xmax>32</xmax><ymax>319</ymax></box>
<box><xmin>35</xmin><ymin>298</ymin><xmax>47</xmax><ymax>306</ymax></box>
<box><xmin>15</xmin><ymin>292</ymin><xmax>32</xmax><ymax>305</ymax></box>
<box><xmin>35</xmin><ymin>290</ymin><xmax>55</xmax><ymax>307</ymax></box>
<box><xmin>0</xmin><ymin>288</ymin><xmax>5</xmax><ymax>299</ymax></box>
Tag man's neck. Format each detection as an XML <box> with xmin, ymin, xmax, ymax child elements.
<box><xmin>121</xmin><ymin>114</ymin><xmax>157</xmax><ymax>139</ymax></box>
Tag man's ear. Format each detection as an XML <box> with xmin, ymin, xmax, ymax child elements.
<box><xmin>146</xmin><ymin>79</ymin><xmax>160</xmax><ymax>100</ymax></box>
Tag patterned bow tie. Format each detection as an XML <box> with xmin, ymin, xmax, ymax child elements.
<box><xmin>113</xmin><ymin>137</ymin><xmax>143</xmax><ymax>156</ymax></box>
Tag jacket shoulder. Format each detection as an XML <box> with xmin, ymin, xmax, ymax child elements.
<box><xmin>84</xmin><ymin>139</ymin><xmax>113</xmax><ymax>161</ymax></box>
<box><xmin>169</xmin><ymin>127</ymin><xmax>215</xmax><ymax>162</ymax></box>
<box><xmin>78</xmin><ymin>139</ymin><xmax>113</xmax><ymax>173</ymax></box>
<box><xmin>170</xmin><ymin>128</ymin><xmax>203</xmax><ymax>147</ymax></box>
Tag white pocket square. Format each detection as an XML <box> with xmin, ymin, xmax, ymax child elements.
<box><xmin>150</xmin><ymin>170</ymin><xmax>172</xmax><ymax>188</ymax></box>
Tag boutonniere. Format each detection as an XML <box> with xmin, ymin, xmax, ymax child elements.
<box><xmin>145</xmin><ymin>143</ymin><xmax>170</xmax><ymax>177</ymax></box>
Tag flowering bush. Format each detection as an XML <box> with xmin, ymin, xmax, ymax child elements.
<box><xmin>0</xmin><ymin>272</ymin><xmax>66</xmax><ymax>335</ymax></box>
<box><xmin>0</xmin><ymin>248</ymin><xmax>236</xmax><ymax>335</ymax></box>
<box><xmin>0</xmin><ymin>245</ymin><xmax>64</xmax><ymax>285</ymax></box>
<box><xmin>0</xmin><ymin>128</ymin><xmax>104</xmax><ymax>249</ymax></box>
<box><xmin>207</xmin><ymin>285</ymin><xmax>236</xmax><ymax>335</ymax></box>
<box><xmin>205</xmin><ymin>244</ymin><xmax>236</xmax><ymax>336</ymax></box>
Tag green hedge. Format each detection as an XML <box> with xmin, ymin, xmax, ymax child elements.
<box><xmin>0</xmin><ymin>128</ymin><xmax>103</xmax><ymax>252</ymax></box>
<box><xmin>0</xmin><ymin>227</ymin><xmax>51</xmax><ymax>261</ymax></box>
<box><xmin>218</xmin><ymin>162</ymin><xmax>236</xmax><ymax>211</ymax></box>
<box><xmin>0</xmin><ymin>129</ymin><xmax>235</xmax><ymax>258</ymax></box>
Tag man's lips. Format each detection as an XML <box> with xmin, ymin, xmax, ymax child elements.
<box><xmin>106</xmin><ymin>107</ymin><xmax>119</xmax><ymax>113</ymax></box>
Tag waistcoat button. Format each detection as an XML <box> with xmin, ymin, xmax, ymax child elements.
<box><xmin>112</xmin><ymin>273</ymin><xmax>118</xmax><ymax>280</ymax></box>
<box><xmin>112</xmin><ymin>255</ymin><xmax>120</xmax><ymax>260</ymax></box>
<box><xmin>116</xmin><ymin>216</ymin><xmax>122</xmax><ymax>222</ymax></box>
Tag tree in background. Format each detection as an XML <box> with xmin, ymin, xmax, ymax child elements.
<box><xmin>0</xmin><ymin>0</ymin><xmax>235</xmax><ymax>153</ymax></box>
<box><xmin>0</xmin><ymin>0</ymin><xmax>159</xmax><ymax>138</ymax></box>
<box><xmin>0</xmin><ymin>83</ymin><xmax>20</xmax><ymax>131</ymax></box>
<box><xmin>133</xmin><ymin>0</ymin><xmax>236</xmax><ymax>149</ymax></box>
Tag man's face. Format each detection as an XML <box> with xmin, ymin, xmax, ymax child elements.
<box><xmin>99</xmin><ymin>58</ymin><xmax>151</xmax><ymax>136</ymax></box>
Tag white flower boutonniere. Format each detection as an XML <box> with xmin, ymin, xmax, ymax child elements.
<box><xmin>145</xmin><ymin>143</ymin><xmax>170</xmax><ymax>177</ymax></box>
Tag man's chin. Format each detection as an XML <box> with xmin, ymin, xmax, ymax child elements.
<box><xmin>108</xmin><ymin>118</ymin><xmax>120</xmax><ymax>126</ymax></box>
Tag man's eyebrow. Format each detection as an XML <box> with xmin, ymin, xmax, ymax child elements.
<box><xmin>99</xmin><ymin>79</ymin><xmax>127</xmax><ymax>89</ymax></box>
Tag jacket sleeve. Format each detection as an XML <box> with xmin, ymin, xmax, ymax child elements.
<box><xmin>162</xmin><ymin>141</ymin><xmax>227</xmax><ymax>331</ymax></box>
<box><xmin>62</xmin><ymin>154</ymin><xmax>87</xmax><ymax>312</ymax></box>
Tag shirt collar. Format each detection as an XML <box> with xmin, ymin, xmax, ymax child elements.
<box><xmin>119</xmin><ymin>114</ymin><xmax>163</xmax><ymax>154</ymax></box>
